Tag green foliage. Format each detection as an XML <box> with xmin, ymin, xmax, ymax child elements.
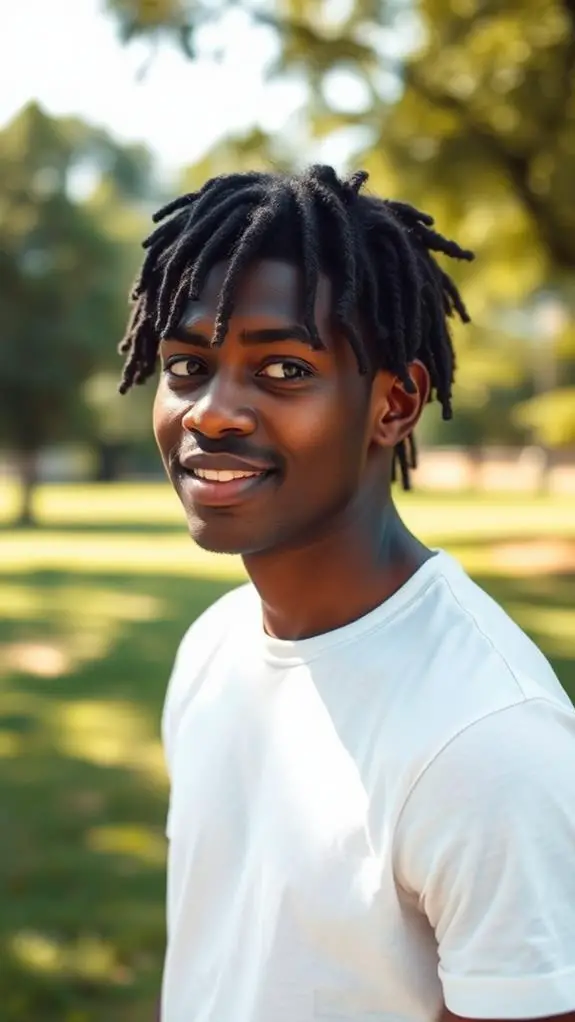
<box><xmin>0</xmin><ymin>102</ymin><xmax>158</xmax><ymax>518</ymax></box>
<box><xmin>0</xmin><ymin>103</ymin><xmax>141</xmax><ymax>456</ymax></box>
<box><xmin>84</xmin><ymin>374</ymin><xmax>154</xmax><ymax>446</ymax></box>
<box><xmin>514</xmin><ymin>387</ymin><xmax>575</xmax><ymax>446</ymax></box>
<box><xmin>106</xmin><ymin>0</ymin><xmax>575</xmax><ymax>286</ymax></box>
<box><xmin>179</xmin><ymin>128</ymin><xmax>293</xmax><ymax>192</ymax></box>
<box><xmin>104</xmin><ymin>0</ymin><xmax>575</xmax><ymax>453</ymax></box>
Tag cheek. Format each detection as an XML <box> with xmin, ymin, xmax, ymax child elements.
<box><xmin>273</xmin><ymin>383</ymin><xmax>369</xmax><ymax>469</ymax></box>
<box><xmin>153</xmin><ymin>383</ymin><xmax>183</xmax><ymax>457</ymax></box>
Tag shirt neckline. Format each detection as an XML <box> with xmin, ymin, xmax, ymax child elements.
<box><xmin>253</xmin><ymin>549</ymin><xmax>457</xmax><ymax>667</ymax></box>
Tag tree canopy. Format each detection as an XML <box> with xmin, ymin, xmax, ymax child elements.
<box><xmin>105</xmin><ymin>0</ymin><xmax>575</xmax><ymax>281</ymax></box>
<box><xmin>104</xmin><ymin>0</ymin><xmax>575</xmax><ymax>449</ymax></box>
<box><xmin>0</xmin><ymin>102</ymin><xmax>152</xmax><ymax>520</ymax></box>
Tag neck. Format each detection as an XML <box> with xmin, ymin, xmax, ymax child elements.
<box><xmin>242</xmin><ymin>496</ymin><xmax>431</xmax><ymax>641</ymax></box>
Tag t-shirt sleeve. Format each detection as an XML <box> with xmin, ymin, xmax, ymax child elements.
<box><xmin>395</xmin><ymin>696</ymin><xmax>575</xmax><ymax>1019</ymax></box>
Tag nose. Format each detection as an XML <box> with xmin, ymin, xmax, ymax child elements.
<box><xmin>181</xmin><ymin>372</ymin><xmax>256</xmax><ymax>439</ymax></box>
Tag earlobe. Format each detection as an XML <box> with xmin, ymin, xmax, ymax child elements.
<box><xmin>371</xmin><ymin>361</ymin><xmax>430</xmax><ymax>449</ymax></box>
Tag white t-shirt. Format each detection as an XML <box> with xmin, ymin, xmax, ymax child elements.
<box><xmin>161</xmin><ymin>550</ymin><xmax>575</xmax><ymax>1022</ymax></box>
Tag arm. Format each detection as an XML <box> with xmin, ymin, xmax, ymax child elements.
<box><xmin>395</xmin><ymin>697</ymin><xmax>575</xmax><ymax>1022</ymax></box>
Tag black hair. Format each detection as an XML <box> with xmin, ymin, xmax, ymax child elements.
<box><xmin>119</xmin><ymin>164</ymin><xmax>474</xmax><ymax>488</ymax></box>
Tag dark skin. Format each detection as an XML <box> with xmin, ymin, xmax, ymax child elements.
<box><xmin>153</xmin><ymin>258</ymin><xmax>575</xmax><ymax>1022</ymax></box>
<box><xmin>154</xmin><ymin>257</ymin><xmax>431</xmax><ymax>641</ymax></box>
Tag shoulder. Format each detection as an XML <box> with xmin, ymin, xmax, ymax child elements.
<box><xmin>425</xmin><ymin>552</ymin><xmax>558</xmax><ymax>691</ymax></box>
<box><xmin>396</xmin><ymin>694</ymin><xmax>575</xmax><ymax>893</ymax></box>
<box><xmin>162</xmin><ymin>582</ymin><xmax>258</xmax><ymax>766</ymax></box>
<box><xmin>393</xmin><ymin>552</ymin><xmax>569</xmax><ymax>764</ymax></box>
<box><xmin>401</xmin><ymin>694</ymin><xmax>575</xmax><ymax>824</ymax></box>
<box><xmin>176</xmin><ymin>581</ymin><xmax>257</xmax><ymax>663</ymax></box>
<box><xmin>380</xmin><ymin>554</ymin><xmax>569</xmax><ymax>805</ymax></box>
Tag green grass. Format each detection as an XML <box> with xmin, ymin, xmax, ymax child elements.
<box><xmin>1</xmin><ymin>482</ymin><xmax>574</xmax><ymax>1021</ymax></box>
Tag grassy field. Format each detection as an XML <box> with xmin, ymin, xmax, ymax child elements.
<box><xmin>0</xmin><ymin>482</ymin><xmax>574</xmax><ymax>1022</ymax></box>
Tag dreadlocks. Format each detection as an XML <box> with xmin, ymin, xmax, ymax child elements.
<box><xmin>119</xmin><ymin>164</ymin><xmax>474</xmax><ymax>489</ymax></box>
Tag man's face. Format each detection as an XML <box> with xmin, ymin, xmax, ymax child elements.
<box><xmin>153</xmin><ymin>258</ymin><xmax>394</xmax><ymax>556</ymax></box>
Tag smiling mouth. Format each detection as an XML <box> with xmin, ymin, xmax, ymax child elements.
<box><xmin>177</xmin><ymin>464</ymin><xmax>277</xmax><ymax>508</ymax></box>
<box><xmin>191</xmin><ymin>468</ymin><xmax>265</xmax><ymax>483</ymax></box>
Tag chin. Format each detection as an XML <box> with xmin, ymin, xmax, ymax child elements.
<box><xmin>187</xmin><ymin>518</ymin><xmax>271</xmax><ymax>557</ymax></box>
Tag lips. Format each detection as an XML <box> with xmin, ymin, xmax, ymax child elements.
<box><xmin>178</xmin><ymin>468</ymin><xmax>275</xmax><ymax>508</ymax></box>
<box><xmin>175</xmin><ymin>452</ymin><xmax>278</xmax><ymax>508</ymax></box>
<box><xmin>178</xmin><ymin>451</ymin><xmax>275</xmax><ymax>474</ymax></box>
<box><xmin>192</xmin><ymin>467</ymin><xmax>263</xmax><ymax>484</ymax></box>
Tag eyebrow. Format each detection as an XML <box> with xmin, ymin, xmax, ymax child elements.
<box><xmin>165</xmin><ymin>325</ymin><xmax>314</xmax><ymax>348</ymax></box>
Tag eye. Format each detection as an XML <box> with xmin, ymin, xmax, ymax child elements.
<box><xmin>164</xmin><ymin>356</ymin><xmax>205</xmax><ymax>378</ymax></box>
<box><xmin>258</xmin><ymin>360</ymin><xmax>312</xmax><ymax>381</ymax></box>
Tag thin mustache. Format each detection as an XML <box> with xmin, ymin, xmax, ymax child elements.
<box><xmin>170</xmin><ymin>436</ymin><xmax>283</xmax><ymax>470</ymax></box>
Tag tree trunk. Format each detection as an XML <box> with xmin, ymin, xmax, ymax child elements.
<box><xmin>93</xmin><ymin>441</ymin><xmax>126</xmax><ymax>483</ymax></box>
<box><xmin>467</xmin><ymin>445</ymin><xmax>484</xmax><ymax>490</ymax></box>
<box><xmin>533</xmin><ymin>445</ymin><xmax>553</xmax><ymax>495</ymax></box>
<box><xmin>16</xmin><ymin>450</ymin><xmax>39</xmax><ymax>527</ymax></box>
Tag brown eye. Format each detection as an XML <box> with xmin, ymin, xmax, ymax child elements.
<box><xmin>258</xmin><ymin>361</ymin><xmax>312</xmax><ymax>381</ymax></box>
<box><xmin>165</xmin><ymin>357</ymin><xmax>204</xmax><ymax>377</ymax></box>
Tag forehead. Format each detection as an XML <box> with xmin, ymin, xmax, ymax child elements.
<box><xmin>182</xmin><ymin>258</ymin><xmax>333</xmax><ymax>321</ymax></box>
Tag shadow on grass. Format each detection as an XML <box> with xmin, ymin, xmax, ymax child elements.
<box><xmin>0</xmin><ymin>567</ymin><xmax>238</xmax><ymax>1022</ymax></box>
<box><xmin>469</xmin><ymin>569</ymin><xmax>575</xmax><ymax>702</ymax></box>
<box><xmin>0</xmin><ymin>521</ymin><xmax>187</xmax><ymax>536</ymax></box>
<box><xmin>1</xmin><ymin>549</ymin><xmax>573</xmax><ymax>1021</ymax></box>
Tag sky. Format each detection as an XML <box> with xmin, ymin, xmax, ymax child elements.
<box><xmin>0</xmin><ymin>0</ymin><xmax>314</xmax><ymax>176</ymax></box>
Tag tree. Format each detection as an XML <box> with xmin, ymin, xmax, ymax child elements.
<box><xmin>105</xmin><ymin>0</ymin><xmax>575</xmax><ymax>278</ymax></box>
<box><xmin>0</xmin><ymin>103</ymin><xmax>152</xmax><ymax>524</ymax></box>
<box><xmin>105</xmin><ymin>0</ymin><xmax>575</xmax><ymax>455</ymax></box>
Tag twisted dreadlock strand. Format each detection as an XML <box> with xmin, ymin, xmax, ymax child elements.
<box><xmin>345</xmin><ymin>169</ymin><xmax>370</xmax><ymax>194</ymax></box>
<box><xmin>290</xmin><ymin>183</ymin><xmax>323</xmax><ymax>349</ymax></box>
<box><xmin>156</xmin><ymin>185</ymin><xmax>267</xmax><ymax>331</ymax></box>
<box><xmin>118</xmin><ymin>299</ymin><xmax>155</xmax><ymax>394</ymax></box>
<box><xmin>150</xmin><ymin>172</ymin><xmax>267</xmax><ymax>227</ymax></box>
<box><xmin>119</xmin><ymin>164</ymin><xmax>473</xmax><ymax>489</ymax></box>
<box><xmin>377</xmin><ymin>205</ymin><xmax>428</xmax><ymax>375</ymax></box>
<box><xmin>409</xmin><ymin>221</ymin><xmax>474</xmax><ymax>262</ymax></box>
<box><xmin>385</xmin><ymin>199</ymin><xmax>435</xmax><ymax>228</ymax></box>
<box><xmin>213</xmin><ymin>190</ymin><xmax>292</xmax><ymax>347</ymax></box>
<box><xmin>438</xmin><ymin>269</ymin><xmax>471</xmax><ymax>323</ymax></box>
<box><xmin>305</xmin><ymin>172</ymin><xmax>367</xmax><ymax>372</ymax></box>
<box><xmin>151</xmin><ymin>191</ymin><xmax>198</xmax><ymax>224</ymax></box>
<box><xmin>163</xmin><ymin>203</ymin><xmax>256</xmax><ymax>339</ymax></box>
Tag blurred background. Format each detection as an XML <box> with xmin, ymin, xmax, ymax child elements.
<box><xmin>0</xmin><ymin>0</ymin><xmax>574</xmax><ymax>1018</ymax></box>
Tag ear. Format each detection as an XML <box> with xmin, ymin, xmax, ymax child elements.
<box><xmin>369</xmin><ymin>360</ymin><xmax>431</xmax><ymax>449</ymax></box>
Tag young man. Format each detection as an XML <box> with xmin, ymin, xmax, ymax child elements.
<box><xmin>120</xmin><ymin>166</ymin><xmax>575</xmax><ymax>1022</ymax></box>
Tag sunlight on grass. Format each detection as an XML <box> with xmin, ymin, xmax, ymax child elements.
<box><xmin>449</xmin><ymin>542</ymin><xmax>575</xmax><ymax>577</ymax></box>
<box><xmin>1</xmin><ymin>480</ymin><xmax>573</xmax><ymax>1022</ymax></box>
<box><xmin>0</xmin><ymin>481</ymin><xmax>183</xmax><ymax>527</ymax></box>
<box><xmin>0</xmin><ymin>732</ymin><xmax>22</xmax><ymax>758</ymax></box>
<box><xmin>1</xmin><ymin>483</ymin><xmax>574</xmax><ymax>587</ymax></box>
<box><xmin>0</xmin><ymin>691</ymin><xmax>48</xmax><ymax>757</ymax></box>
<box><xmin>0</xmin><ymin>532</ymin><xmax>244</xmax><ymax>580</ymax></box>
<box><xmin>10</xmin><ymin>931</ymin><xmax>131</xmax><ymax>984</ymax></box>
<box><xmin>506</xmin><ymin>605</ymin><xmax>575</xmax><ymax>660</ymax></box>
<box><xmin>0</xmin><ymin>583</ymin><xmax>162</xmax><ymax>623</ymax></box>
<box><xmin>51</xmin><ymin>700</ymin><xmax>166</xmax><ymax>785</ymax></box>
<box><xmin>2</xmin><ymin>480</ymin><xmax>575</xmax><ymax>536</ymax></box>
<box><xmin>86</xmin><ymin>825</ymin><xmax>166</xmax><ymax>867</ymax></box>
<box><xmin>0</xmin><ymin>582</ymin><xmax>167</xmax><ymax>674</ymax></box>
<box><xmin>1</xmin><ymin>642</ymin><xmax>69</xmax><ymax>677</ymax></box>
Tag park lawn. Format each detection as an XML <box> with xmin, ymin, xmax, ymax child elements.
<box><xmin>0</xmin><ymin>482</ymin><xmax>574</xmax><ymax>1022</ymax></box>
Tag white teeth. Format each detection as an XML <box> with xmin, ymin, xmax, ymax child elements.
<box><xmin>192</xmin><ymin>468</ymin><xmax>261</xmax><ymax>482</ymax></box>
